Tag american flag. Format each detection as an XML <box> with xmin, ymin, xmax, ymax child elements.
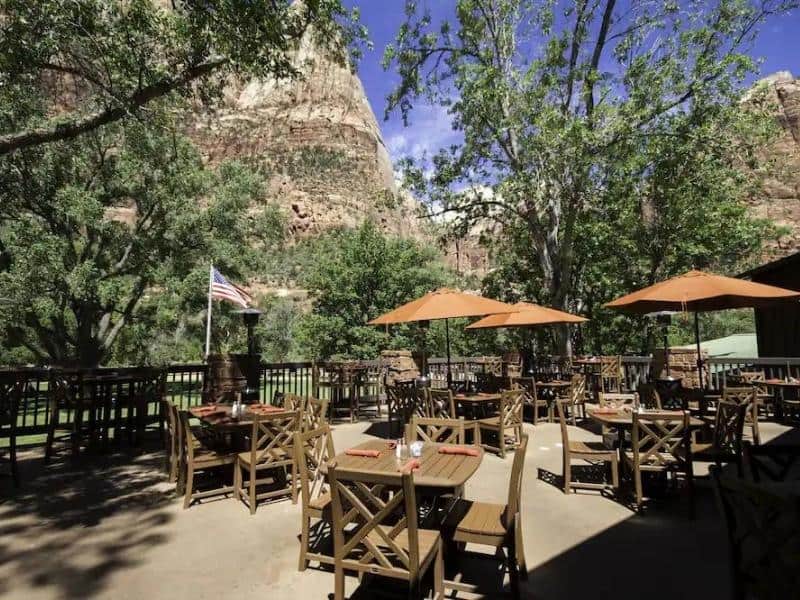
<box><xmin>211</xmin><ymin>267</ymin><xmax>252</xmax><ymax>308</ymax></box>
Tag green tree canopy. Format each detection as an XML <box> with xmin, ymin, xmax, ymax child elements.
<box><xmin>295</xmin><ymin>221</ymin><xmax>451</xmax><ymax>359</ymax></box>
<box><xmin>0</xmin><ymin>119</ymin><xmax>283</xmax><ymax>367</ymax></box>
<box><xmin>0</xmin><ymin>0</ymin><xmax>364</xmax><ymax>156</ymax></box>
<box><xmin>385</xmin><ymin>0</ymin><xmax>793</xmax><ymax>354</ymax></box>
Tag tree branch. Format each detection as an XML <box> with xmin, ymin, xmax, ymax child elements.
<box><xmin>0</xmin><ymin>58</ymin><xmax>226</xmax><ymax>156</ymax></box>
<box><xmin>584</xmin><ymin>0</ymin><xmax>616</xmax><ymax>120</ymax></box>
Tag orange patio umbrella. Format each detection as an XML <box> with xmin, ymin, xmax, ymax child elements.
<box><xmin>606</xmin><ymin>270</ymin><xmax>800</xmax><ymax>388</ymax></box>
<box><xmin>466</xmin><ymin>301</ymin><xmax>587</xmax><ymax>329</ymax></box>
<box><xmin>466</xmin><ymin>301</ymin><xmax>587</xmax><ymax>375</ymax></box>
<box><xmin>368</xmin><ymin>288</ymin><xmax>515</xmax><ymax>384</ymax></box>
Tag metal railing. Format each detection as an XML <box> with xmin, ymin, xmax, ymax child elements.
<box><xmin>8</xmin><ymin>353</ymin><xmax>800</xmax><ymax>440</ymax></box>
<box><xmin>707</xmin><ymin>357</ymin><xmax>800</xmax><ymax>389</ymax></box>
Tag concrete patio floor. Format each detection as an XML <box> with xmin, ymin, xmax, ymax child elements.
<box><xmin>1</xmin><ymin>417</ymin><xmax>796</xmax><ymax>600</ymax></box>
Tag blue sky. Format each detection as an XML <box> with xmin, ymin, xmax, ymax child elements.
<box><xmin>345</xmin><ymin>1</ymin><xmax>800</xmax><ymax>165</ymax></box>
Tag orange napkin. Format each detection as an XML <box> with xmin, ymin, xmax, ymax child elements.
<box><xmin>398</xmin><ymin>459</ymin><xmax>421</xmax><ymax>473</ymax></box>
<box><xmin>593</xmin><ymin>407</ymin><xmax>618</xmax><ymax>414</ymax></box>
<box><xmin>192</xmin><ymin>404</ymin><xmax>217</xmax><ymax>414</ymax></box>
<box><xmin>345</xmin><ymin>449</ymin><xmax>381</xmax><ymax>458</ymax></box>
<box><xmin>249</xmin><ymin>404</ymin><xmax>284</xmax><ymax>414</ymax></box>
<box><xmin>439</xmin><ymin>446</ymin><xmax>479</xmax><ymax>457</ymax></box>
<box><xmin>193</xmin><ymin>406</ymin><xmax>225</xmax><ymax>417</ymax></box>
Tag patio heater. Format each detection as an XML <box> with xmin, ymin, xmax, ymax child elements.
<box><xmin>234</xmin><ymin>308</ymin><xmax>263</xmax><ymax>402</ymax></box>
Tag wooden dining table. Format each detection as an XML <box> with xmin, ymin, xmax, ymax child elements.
<box><xmin>586</xmin><ymin>405</ymin><xmax>705</xmax><ymax>429</ymax></box>
<box><xmin>189</xmin><ymin>403</ymin><xmax>292</xmax><ymax>433</ymax></box>
<box><xmin>453</xmin><ymin>391</ymin><xmax>501</xmax><ymax>420</ymax></box>
<box><xmin>330</xmin><ymin>439</ymin><xmax>484</xmax><ymax>489</ymax></box>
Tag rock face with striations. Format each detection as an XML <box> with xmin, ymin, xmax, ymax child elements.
<box><xmin>744</xmin><ymin>71</ymin><xmax>800</xmax><ymax>257</ymax></box>
<box><xmin>187</xmin><ymin>31</ymin><xmax>427</xmax><ymax>242</ymax></box>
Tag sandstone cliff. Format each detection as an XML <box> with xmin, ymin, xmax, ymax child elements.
<box><xmin>187</xmin><ymin>31</ymin><xmax>429</xmax><ymax>244</ymax></box>
<box><xmin>745</xmin><ymin>71</ymin><xmax>800</xmax><ymax>257</ymax></box>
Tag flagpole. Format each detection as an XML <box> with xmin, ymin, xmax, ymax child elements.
<box><xmin>204</xmin><ymin>265</ymin><xmax>213</xmax><ymax>359</ymax></box>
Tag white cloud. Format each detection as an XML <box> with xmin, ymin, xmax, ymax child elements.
<box><xmin>384</xmin><ymin>102</ymin><xmax>462</xmax><ymax>163</ymax></box>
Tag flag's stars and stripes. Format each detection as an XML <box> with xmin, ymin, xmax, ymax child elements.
<box><xmin>211</xmin><ymin>268</ymin><xmax>252</xmax><ymax>308</ymax></box>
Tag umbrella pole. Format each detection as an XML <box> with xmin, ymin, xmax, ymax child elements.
<box><xmin>694</xmin><ymin>312</ymin><xmax>704</xmax><ymax>390</ymax></box>
<box><xmin>446</xmin><ymin>319</ymin><xmax>452</xmax><ymax>388</ymax></box>
<box><xmin>663</xmin><ymin>324</ymin><xmax>670</xmax><ymax>378</ymax></box>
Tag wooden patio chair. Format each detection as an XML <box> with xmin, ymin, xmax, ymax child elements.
<box><xmin>731</xmin><ymin>371</ymin><xmax>772</xmax><ymax>418</ymax></box>
<box><xmin>303</xmin><ymin>396</ymin><xmax>329</xmax><ymax>432</ymax></box>
<box><xmin>637</xmin><ymin>383</ymin><xmax>662</xmax><ymax>410</ymax></box>
<box><xmin>691</xmin><ymin>399</ymin><xmax>748</xmax><ymax>476</ymax></box>
<box><xmin>328</xmin><ymin>462</ymin><xmax>444</xmax><ymax>600</ymax></box>
<box><xmin>356</xmin><ymin>363</ymin><xmax>383</xmax><ymax>419</ymax></box>
<box><xmin>509</xmin><ymin>376</ymin><xmax>548</xmax><ymax>424</ymax></box>
<box><xmin>45</xmin><ymin>374</ymin><xmax>87</xmax><ymax>460</ymax></box>
<box><xmin>427</xmin><ymin>388</ymin><xmax>456</xmax><ymax>419</ymax></box>
<box><xmin>711</xmin><ymin>465</ymin><xmax>800</xmax><ymax>599</ymax></box>
<box><xmin>406</xmin><ymin>416</ymin><xmax>466</xmax><ymax>445</ymax></box>
<box><xmin>600</xmin><ymin>356</ymin><xmax>623</xmax><ymax>392</ymax></box>
<box><xmin>294</xmin><ymin>424</ymin><xmax>336</xmax><ymax>571</ymax></box>
<box><xmin>722</xmin><ymin>386</ymin><xmax>760</xmax><ymax>446</ymax></box>
<box><xmin>283</xmin><ymin>393</ymin><xmax>306</xmax><ymax>412</ymax></box>
<box><xmin>0</xmin><ymin>379</ymin><xmax>22</xmax><ymax>486</ymax></box>
<box><xmin>443</xmin><ymin>433</ymin><xmax>530</xmax><ymax>598</ymax></box>
<box><xmin>598</xmin><ymin>391</ymin><xmax>637</xmax><ymax>448</ymax></box>
<box><xmin>477</xmin><ymin>388</ymin><xmax>524</xmax><ymax>458</ymax></box>
<box><xmin>234</xmin><ymin>410</ymin><xmax>300</xmax><ymax>514</ymax></box>
<box><xmin>178</xmin><ymin>410</ymin><xmax>237</xmax><ymax>509</ymax></box>
<box><xmin>314</xmin><ymin>362</ymin><xmax>356</xmax><ymax>422</ymax></box>
<box><xmin>562</xmin><ymin>373</ymin><xmax>587</xmax><ymax>425</ymax></box>
<box><xmin>556</xmin><ymin>399</ymin><xmax>618</xmax><ymax>494</ymax></box>
<box><xmin>556</xmin><ymin>355</ymin><xmax>573</xmax><ymax>381</ymax></box>
<box><xmin>386</xmin><ymin>381</ymin><xmax>418</xmax><ymax>438</ymax></box>
<box><xmin>625</xmin><ymin>410</ymin><xmax>694</xmax><ymax>515</ymax></box>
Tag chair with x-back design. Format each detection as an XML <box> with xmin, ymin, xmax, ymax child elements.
<box><xmin>234</xmin><ymin>410</ymin><xmax>300</xmax><ymax>514</ymax></box>
<box><xmin>510</xmin><ymin>376</ymin><xmax>547</xmax><ymax>424</ymax></box>
<box><xmin>711</xmin><ymin>465</ymin><xmax>800</xmax><ymax>599</ymax></box>
<box><xmin>386</xmin><ymin>381</ymin><xmax>419</xmax><ymax>438</ymax></box>
<box><xmin>625</xmin><ymin>411</ymin><xmax>694</xmax><ymax>515</ymax></box>
<box><xmin>723</xmin><ymin>386</ymin><xmax>760</xmax><ymax>446</ymax></box>
<box><xmin>295</xmin><ymin>424</ymin><xmax>336</xmax><ymax>571</ymax></box>
<box><xmin>692</xmin><ymin>399</ymin><xmax>748</xmax><ymax>476</ymax></box>
<box><xmin>600</xmin><ymin>356</ymin><xmax>622</xmax><ymax>393</ymax></box>
<box><xmin>328</xmin><ymin>462</ymin><xmax>444</xmax><ymax>600</ymax></box>
<box><xmin>283</xmin><ymin>393</ymin><xmax>306</xmax><ymax>412</ymax></box>
<box><xmin>563</xmin><ymin>373</ymin><xmax>587</xmax><ymax>425</ymax></box>
<box><xmin>426</xmin><ymin>388</ymin><xmax>456</xmax><ymax>419</ymax></box>
<box><xmin>303</xmin><ymin>397</ymin><xmax>329</xmax><ymax>432</ymax></box>
<box><xmin>737</xmin><ymin>371</ymin><xmax>771</xmax><ymax>415</ymax></box>
<box><xmin>477</xmin><ymin>388</ymin><xmax>524</xmax><ymax>458</ymax></box>
<box><xmin>406</xmin><ymin>416</ymin><xmax>466</xmax><ymax>446</ymax></box>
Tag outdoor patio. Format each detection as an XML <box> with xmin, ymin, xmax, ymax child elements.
<box><xmin>3</xmin><ymin>417</ymin><xmax>795</xmax><ymax>600</ymax></box>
